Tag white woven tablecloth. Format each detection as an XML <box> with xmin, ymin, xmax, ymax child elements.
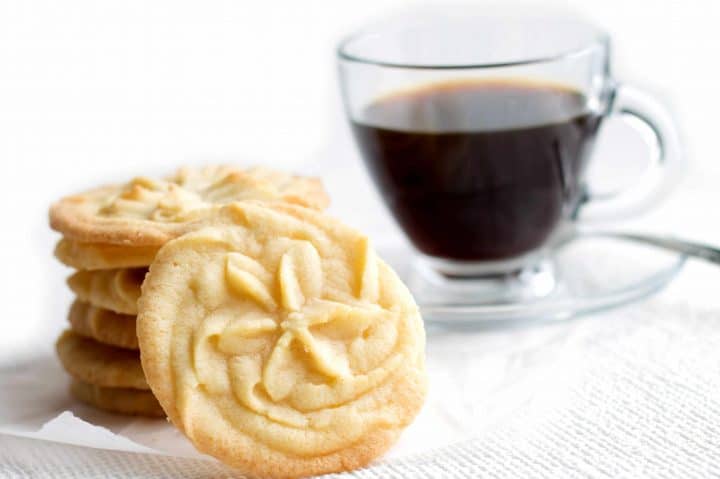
<box><xmin>3</xmin><ymin>292</ymin><xmax>720</xmax><ymax>478</ymax></box>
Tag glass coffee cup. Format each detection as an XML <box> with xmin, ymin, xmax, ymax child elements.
<box><xmin>338</xmin><ymin>14</ymin><xmax>682</xmax><ymax>305</ymax></box>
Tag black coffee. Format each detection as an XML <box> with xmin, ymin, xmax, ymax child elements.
<box><xmin>351</xmin><ymin>80</ymin><xmax>602</xmax><ymax>261</ymax></box>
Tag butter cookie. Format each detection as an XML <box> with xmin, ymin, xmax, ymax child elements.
<box><xmin>56</xmin><ymin>330</ymin><xmax>148</xmax><ymax>390</ymax></box>
<box><xmin>67</xmin><ymin>268</ymin><xmax>145</xmax><ymax>315</ymax></box>
<box><xmin>138</xmin><ymin>201</ymin><xmax>426</xmax><ymax>478</ymax></box>
<box><xmin>49</xmin><ymin>165</ymin><xmax>329</xmax><ymax>246</ymax></box>
<box><xmin>69</xmin><ymin>379</ymin><xmax>164</xmax><ymax>417</ymax></box>
<box><xmin>68</xmin><ymin>300</ymin><xmax>138</xmax><ymax>350</ymax></box>
<box><xmin>55</xmin><ymin>238</ymin><xmax>158</xmax><ymax>270</ymax></box>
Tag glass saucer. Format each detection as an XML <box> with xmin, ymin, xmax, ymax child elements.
<box><xmin>379</xmin><ymin>235</ymin><xmax>686</xmax><ymax>328</ymax></box>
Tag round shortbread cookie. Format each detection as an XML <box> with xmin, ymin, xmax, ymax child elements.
<box><xmin>55</xmin><ymin>238</ymin><xmax>159</xmax><ymax>270</ymax></box>
<box><xmin>70</xmin><ymin>379</ymin><xmax>164</xmax><ymax>417</ymax></box>
<box><xmin>68</xmin><ymin>300</ymin><xmax>138</xmax><ymax>350</ymax></box>
<box><xmin>49</xmin><ymin>165</ymin><xmax>330</xmax><ymax>246</ymax></box>
<box><xmin>67</xmin><ymin>268</ymin><xmax>145</xmax><ymax>315</ymax></box>
<box><xmin>138</xmin><ymin>201</ymin><xmax>427</xmax><ymax>478</ymax></box>
<box><xmin>56</xmin><ymin>330</ymin><xmax>148</xmax><ymax>390</ymax></box>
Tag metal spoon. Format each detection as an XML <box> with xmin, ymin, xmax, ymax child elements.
<box><xmin>575</xmin><ymin>231</ymin><xmax>720</xmax><ymax>265</ymax></box>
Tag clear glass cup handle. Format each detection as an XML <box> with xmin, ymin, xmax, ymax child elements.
<box><xmin>578</xmin><ymin>83</ymin><xmax>684</xmax><ymax>222</ymax></box>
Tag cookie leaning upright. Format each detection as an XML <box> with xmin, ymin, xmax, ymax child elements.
<box><xmin>49</xmin><ymin>165</ymin><xmax>330</xmax><ymax>249</ymax></box>
<box><xmin>137</xmin><ymin>201</ymin><xmax>427</xmax><ymax>478</ymax></box>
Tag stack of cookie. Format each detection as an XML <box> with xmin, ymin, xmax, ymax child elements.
<box><xmin>49</xmin><ymin>165</ymin><xmax>330</xmax><ymax>417</ymax></box>
<box><xmin>49</xmin><ymin>164</ymin><xmax>428</xmax><ymax>478</ymax></box>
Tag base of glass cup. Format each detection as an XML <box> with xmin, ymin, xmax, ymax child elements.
<box><xmin>417</xmin><ymin>250</ymin><xmax>552</xmax><ymax>277</ymax></box>
<box><xmin>408</xmin><ymin>252</ymin><xmax>557</xmax><ymax>305</ymax></box>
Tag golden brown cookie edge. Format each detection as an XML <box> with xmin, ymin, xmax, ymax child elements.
<box><xmin>56</xmin><ymin>330</ymin><xmax>148</xmax><ymax>390</ymax></box>
<box><xmin>67</xmin><ymin>300</ymin><xmax>138</xmax><ymax>350</ymax></box>
<box><xmin>69</xmin><ymin>379</ymin><xmax>165</xmax><ymax>418</ymax></box>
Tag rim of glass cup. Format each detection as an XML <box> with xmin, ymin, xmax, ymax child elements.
<box><xmin>337</xmin><ymin>26</ymin><xmax>610</xmax><ymax>70</ymax></box>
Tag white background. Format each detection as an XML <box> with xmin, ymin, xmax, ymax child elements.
<box><xmin>1</xmin><ymin>0</ymin><xmax>719</xmax><ymax>357</ymax></box>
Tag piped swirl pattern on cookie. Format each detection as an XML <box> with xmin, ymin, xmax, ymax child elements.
<box><xmin>98</xmin><ymin>167</ymin><xmax>304</xmax><ymax>222</ymax></box>
<box><xmin>50</xmin><ymin>165</ymin><xmax>330</xmax><ymax>245</ymax></box>
<box><xmin>215</xmin><ymin>238</ymin><xmax>406</xmax><ymax>423</ymax></box>
<box><xmin>138</xmin><ymin>202</ymin><xmax>426</xmax><ymax>477</ymax></box>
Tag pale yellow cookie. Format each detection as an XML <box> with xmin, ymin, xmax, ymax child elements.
<box><xmin>55</xmin><ymin>238</ymin><xmax>159</xmax><ymax>270</ymax></box>
<box><xmin>68</xmin><ymin>300</ymin><xmax>138</xmax><ymax>350</ymax></box>
<box><xmin>49</xmin><ymin>165</ymin><xmax>330</xmax><ymax>246</ymax></box>
<box><xmin>70</xmin><ymin>379</ymin><xmax>164</xmax><ymax>417</ymax></box>
<box><xmin>67</xmin><ymin>268</ymin><xmax>145</xmax><ymax>315</ymax></box>
<box><xmin>56</xmin><ymin>330</ymin><xmax>148</xmax><ymax>390</ymax></box>
<box><xmin>138</xmin><ymin>201</ymin><xmax>427</xmax><ymax>478</ymax></box>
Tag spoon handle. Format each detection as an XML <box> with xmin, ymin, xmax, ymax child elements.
<box><xmin>586</xmin><ymin>232</ymin><xmax>720</xmax><ymax>265</ymax></box>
